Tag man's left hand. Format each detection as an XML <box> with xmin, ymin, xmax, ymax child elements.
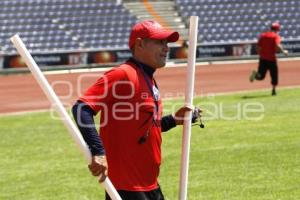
<box><xmin>173</xmin><ymin>106</ymin><xmax>202</xmax><ymax>125</ymax></box>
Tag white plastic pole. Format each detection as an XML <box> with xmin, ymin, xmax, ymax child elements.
<box><xmin>10</xmin><ymin>34</ymin><xmax>122</xmax><ymax>200</ymax></box>
<box><xmin>178</xmin><ymin>16</ymin><xmax>198</xmax><ymax>200</ymax></box>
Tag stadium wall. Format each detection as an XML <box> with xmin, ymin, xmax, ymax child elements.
<box><xmin>1</xmin><ymin>40</ymin><xmax>300</xmax><ymax>70</ymax></box>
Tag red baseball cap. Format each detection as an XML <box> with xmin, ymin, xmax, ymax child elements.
<box><xmin>129</xmin><ymin>20</ymin><xmax>179</xmax><ymax>49</ymax></box>
<box><xmin>271</xmin><ymin>22</ymin><xmax>280</xmax><ymax>31</ymax></box>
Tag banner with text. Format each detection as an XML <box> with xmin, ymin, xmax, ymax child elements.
<box><xmin>2</xmin><ymin>40</ymin><xmax>300</xmax><ymax>69</ymax></box>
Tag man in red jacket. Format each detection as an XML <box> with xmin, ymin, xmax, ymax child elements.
<box><xmin>72</xmin><ymin>20</ymin><xmax>201</xmax><ymax>200</ymax></box>
<box><xmin>250</xmin><ymin>22</ymin><xmax>288</xmax><ymax>95</ymax></box>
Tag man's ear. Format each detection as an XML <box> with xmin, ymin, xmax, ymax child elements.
<box><xmin>135</xmin><ymin>38</ymin><xmax>144</xmax><ymax>50</ymax></box>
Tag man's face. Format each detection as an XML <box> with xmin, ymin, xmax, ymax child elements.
<box><xmin>141</xmin><ymin>38</ymin><xmax>169</xmax><ymax>69</ymax></box>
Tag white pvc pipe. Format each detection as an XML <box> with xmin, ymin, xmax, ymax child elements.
<box><xmin>178</xmin><ymin>16</ymin><xmax>198</xmax><ymax>200</ymax></box>
<box><xmin>10</xmin><ymin>34</ymin><xmax>122</xmax><ymax>200</ymax></box>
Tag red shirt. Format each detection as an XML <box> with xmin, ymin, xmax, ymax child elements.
<box><xmin>79</xmin><ymin>60</ymin><xmax>163</xmax><ymax>191</ymax></box>
<box><xmin>258</xmin><ymin>31</ymin><xmax>281</xmax><ymax>61</ymax></box>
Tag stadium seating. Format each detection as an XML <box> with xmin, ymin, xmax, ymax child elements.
<box><xmin>176</xmin><ymin>0</ymin><xmax>300</xmax><ymax>44</ymax></box>
<box><xmin>0</xmin><ymin>0</ymin><xmax>137</xmax><ymax>54</ymax></box>
<box><xmin>1</xmin><ymin>0</ymin><xmax>299</xmax><ymax>55</ymax></box>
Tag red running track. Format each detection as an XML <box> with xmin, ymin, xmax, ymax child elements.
<box><xmin>0</xmin><ymin>60</ymin><xmax>299</xmax><ymax>114</ymax></box>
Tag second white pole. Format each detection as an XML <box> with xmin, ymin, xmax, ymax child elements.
<box><xmin>178</xmin><ymin>16</ymin><xmax>199</xmax><ymax>200</ymax></box>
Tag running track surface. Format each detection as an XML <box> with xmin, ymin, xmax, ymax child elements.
<box><xmin>0</xmin><ymin>60</ymin><xmax>299</xmax><ymax>114</ymax></box>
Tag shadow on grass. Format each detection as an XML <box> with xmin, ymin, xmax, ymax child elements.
<box><xmin>241</xmin><ymin>94</ymin><xmax>272</xmax><ymax>99</ymax></box>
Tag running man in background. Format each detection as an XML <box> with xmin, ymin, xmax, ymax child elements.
<box><xmin>250</xmin><ymin>22</ymin><xmax>289</xmax><ymax>95</ymax></box>
<box><xmin>72</xmin><ymin>20</ymin><xmax>201</xmax><ymax>200</ymax></box>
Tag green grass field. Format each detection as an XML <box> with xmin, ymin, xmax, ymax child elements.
<box><xmin>1</xmin><ymin>88</ymin><xmax>300</xmax><ymax>200</ymax></box>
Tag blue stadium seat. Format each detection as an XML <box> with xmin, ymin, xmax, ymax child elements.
<box><xmin>0</xmin><ymin>0</ymin><xmax>138</xmax><ymax>54</ymax></box>
<box><xmin>176</xmin><ymin>0</ymin><xmax>299</xmax><ymax>44</ymax></box>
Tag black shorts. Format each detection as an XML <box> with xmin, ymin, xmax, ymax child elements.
<box><xmin>105</xmin><ymin>186</ymin><xmax>165</xmax><ymax>200</ymax></box>
<box><xmin>257</xmin><ymin>59</ymin><xmax>278</xmax><ymax>85</ymax></box>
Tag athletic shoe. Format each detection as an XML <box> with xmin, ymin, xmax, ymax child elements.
<box><xmin>249</xmin><ymin>70</ymin><xmax>257</xmax><ymax>82</ymax></box>
<box><xmin>272</xmin><ymin>88</ymin><xmax>276</xmax><ymax>96</ymax></box>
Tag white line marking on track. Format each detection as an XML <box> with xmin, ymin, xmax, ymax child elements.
<box><xmin>43</xmin><ymin>67</ymin><xmax>111</xmax><ymax>75</ymax></box>
<box><xmin>0</xmin><ymin>109</ymin><xmax>49</xmax><ymax>117</ymax></box>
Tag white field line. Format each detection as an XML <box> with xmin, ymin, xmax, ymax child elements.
<box><xmin>211</xmin><ymin>59</ymin><xmax>258</xmax><ymax>65</ymax></box>
<box><xmin>212</xmin><ymin>57</ymin><xmax>300</xmax><ymax>65</ymax></box>
<box><xmin>278</xmin><ymin>57</ymin><xmax>300</xmax><ymax>61</ymax></box>
<box><xmin>43</xmin><ymin>67</ymin><xmax>110</xmax><ymax>75</ymax></box>
<box><xmin>1</xmin><ymin>85</ymin><xmax>299</xmax><ymax>117</ymax></box>
<box><xmin>0</xmin><ymin>109</ymin><xmax>50</xmax><ymax>117</ymax></box>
